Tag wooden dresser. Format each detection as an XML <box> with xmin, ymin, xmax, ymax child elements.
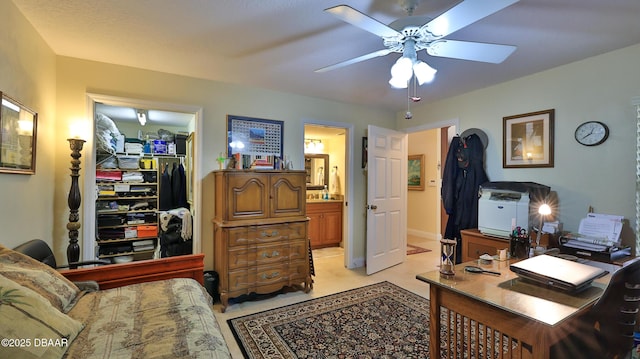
<box><xmin>213</xmin><ymin>170</ymin><xmax>311</xmax><ymax>312</ymax></box>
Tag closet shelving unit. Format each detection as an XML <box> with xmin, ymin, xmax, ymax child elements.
<box><xmin>95</xmin><ymin>153</ymin><xmax>187</xmax><ymax>262</ymax></box>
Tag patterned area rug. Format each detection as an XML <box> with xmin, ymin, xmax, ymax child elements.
<box><xmin>228</xmin><ymin>281</ymin><xmax>431</xmax><ymax>358</ymax></box>
<box><xmin>407</xmin><ymin>243</ymin><xmax>432</xmax><ymax>255</ymax></box>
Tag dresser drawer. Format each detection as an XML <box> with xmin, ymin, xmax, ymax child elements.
<box><xmin>228</xmin><ymin>263</ymin><xmax>289</xmax><ymax>292</ymax></box>
<box><xmin>227</xmin><ymin>260</ymin><xmax>310</xmax><ymax>293</ymax></box>
<box><xmin>227</xmin><ymin>239</ymin><xmax>308</xmax><ymax>270</ymax></box>
<box><xmin>226</xmin><ymin>222</ymin><xmax>306</xmax><ymax>247</ymax></box>
<box><xmin>228</xmin><ymin>243</ymin><xmax>288</xmax><ymax>270</ymax></box>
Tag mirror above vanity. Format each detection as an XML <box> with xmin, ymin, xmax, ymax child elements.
<box><xmin>304</xmin><ymin>154</ymin><xmax>329</xmax><ymax>190</ymax></box>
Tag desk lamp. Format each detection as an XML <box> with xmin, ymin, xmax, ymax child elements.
<box><xmin>535</xmin><ymin>203</ymin><xmax>552</xmax><ymax>251</ymax></box>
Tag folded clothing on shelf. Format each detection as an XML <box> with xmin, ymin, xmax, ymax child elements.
<box><xmin>98</xmin><ymin>214</ymin><xmax>125</xmax><ymax>227</ymax></box>
<box><xmin>99</xmin><ymin>243</ymin><xmax>133</xmax><ymax>256</ymax></box>
<box><xmin>122</xmin><ymin>171</ymin><xmax>144</xmax><ymax>182</ymax></box>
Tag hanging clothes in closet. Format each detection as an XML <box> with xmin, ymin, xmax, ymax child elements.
<box><xmin>441</xmin><ymin>131</ymin><xmax>488</xmax><ymax>263</ymax></box>
<box><xmin>159</xmin><ymin>163</ymin><xmax>173</xmax><ymax>211</ymax></box>
<box><xmin>171</xmin><ymin>162</ymin><xmax>188</xmax><ymax>209</ymax></box>
<box><xmin>158</xmin><ymin>158</ymin><xmax>188</xmax><ymax>211</ymax></box>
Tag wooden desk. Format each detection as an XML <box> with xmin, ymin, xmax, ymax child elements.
<box><xmin>460</xmin><ymin>229</ymin><xmax>510</xmax><ymax>262</ymax></box>
<box><xmin>416</xmin><ymin>259</ymin><xmax>610</xmax><ymax>359</ymax></box>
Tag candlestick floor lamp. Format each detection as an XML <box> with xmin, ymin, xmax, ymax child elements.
<box><xmin>66</xmin><ymin>138</ymin><xmax>85</xmax><ymax>269</ymax></box>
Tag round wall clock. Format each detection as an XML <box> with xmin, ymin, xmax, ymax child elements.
<box><xmin>574</xmin><ymin>121</ymin><xmax>609</xmax><ymax>146</ymax></box>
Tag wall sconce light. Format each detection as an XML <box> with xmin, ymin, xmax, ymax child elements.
<box><xmin>66</xmin><ymin>137</ymin><xmax>85</xmax><ymax>268</ymax></box>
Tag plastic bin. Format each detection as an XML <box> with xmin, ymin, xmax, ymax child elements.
<box><xmin>117</xmin><ymin>155</ymin><xmax>140</xmax><ymax>169</ymax></box>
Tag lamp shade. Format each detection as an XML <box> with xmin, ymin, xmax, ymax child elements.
<box><xmin>389</xmin><ymin>76</ymin><xmax>409</xmax><ymax>89</ymax></box>
<box><xmin>390</xmin><ymin>57</ymin><xmax>413</xmax><ymax>81</ymax></box>
<box><xmin>413</xmin><ymin>61</ymin><xmax>437</xmax><ymax>85</ymax></box>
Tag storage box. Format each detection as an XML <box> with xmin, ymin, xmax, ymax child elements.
<box><xmin>176</xmin><ymin>134</ymin><xmax>187</xmax><ymax>155</ymax></box>
<box><xmin>124</xmin><ymin>227</ymin><xmax>138</xmax><ymax>239</ymax></box>
<box><xmin>117</xmin><ymin>155</ymin><xmax>140</xmax><ymax>169</ymax></box>
<box><xmin>137</xmin><ymin>225</ymin><xmax>158</xmax><ymax>237</ymax></box>
<box><xmin>124</xmin><ymin>142</ymin><xmax>143</xmax><ymax>154</ymax></box>
<box><xmin>140</xmin><ymin>158</ymin><xmax>155</xmax><ymax>169</ymax></box>
<box><xmin>153</xmin><ymin>140</ymin><xmax>167</xmax><ymax>154</ymax></box>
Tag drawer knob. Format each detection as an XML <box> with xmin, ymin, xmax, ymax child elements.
<box><xmin>261</xmin><ymin>271</ymin><xmax>279</xmax><ymax>280</ymax></box>
<box><xmin>262</xmin><ymin>250</ymin><xmax>280</xmax><ymax>258</ymax></box>
<box><xmin>260</xmin><ymin>230</ymin><xmax>279</xmax><ymax>237</ymax></box>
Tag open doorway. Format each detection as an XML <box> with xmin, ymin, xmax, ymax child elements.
<box><xmin>303</xmin><ymin>123</ymin><xmax>351</xmax><ymax>267</ymax></box>
<box><xmin>83</xmin><ymin>93</ymin><xmax>203</xmax><ymax>263</ymax></box>
<box><xmin>405</xmin><ymin>120</ymin><xmax>458</xmax><ymax>249</ymax></box>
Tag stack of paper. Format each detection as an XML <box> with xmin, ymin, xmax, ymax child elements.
<box><xmin>563</xmin><ymin>213</ymin><xmax>623</xmax><ymax>251</ymax></box>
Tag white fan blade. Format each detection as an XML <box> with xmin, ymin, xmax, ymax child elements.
<box><xmin>422</xmin><ymin>0</ymin><xmax>520</xmax><ymax>38</ymax></box>
<box><xmin>315</xmin><ymin>49</ymin><xmax>393</xmax><ymax>73</ymax></box>
<box><xmin>426</xmin><ymin>40</ymin><xmax>516</xmax><ymax>63</ymax></box>
<box><xmin>326</xmin><ymin>5</ymin><xmax>400</xmax><ymax>38</ymax></box>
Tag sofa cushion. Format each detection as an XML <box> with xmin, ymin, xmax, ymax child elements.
<box><xmin>0</xmin><ymin>275</ymin><xmax>84</xmax><ymax>359</ymax></box>
<box><xmin>0</xmin><ymin>244</ymin><xmax>80</xmax><ymax>313</ymax></box>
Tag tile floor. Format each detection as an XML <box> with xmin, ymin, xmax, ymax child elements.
<box><xmin>213</xmin><ymin>235</ymin><xmax>441</xmax><ymax>358</ymax></box>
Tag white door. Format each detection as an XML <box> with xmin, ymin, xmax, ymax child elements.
<box><xmin>366</xmin><ymin>125</ymin><xmax>407</xmax><ymax>274</ymax></box>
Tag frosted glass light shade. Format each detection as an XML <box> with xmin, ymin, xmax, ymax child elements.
<box><xmin>414</xmin><ymin>61</ymin><xmax>437</xmax><ymax>85</ymax></box>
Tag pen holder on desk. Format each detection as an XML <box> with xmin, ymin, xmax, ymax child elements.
<box><xmin>510</xmin><ymin>235</ymin><xmax>530</xmax><ymax>259</ymax></box>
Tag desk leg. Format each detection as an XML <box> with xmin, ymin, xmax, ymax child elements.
<box><xmin>429</xmin><ymin>285</ymin><xmax>441</xmax><ymax>359</ymax></box>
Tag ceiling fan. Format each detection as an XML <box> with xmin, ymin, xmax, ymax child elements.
<box><xmin>316</xmin><ymin>0</ymin><xmax>520</xmax><ymax>88</ymax></box>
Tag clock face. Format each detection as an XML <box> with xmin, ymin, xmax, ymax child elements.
<box><xmin>574</xmin><ymin>121</ymin><xmax>609</xmax><ymax>146</ymax></box>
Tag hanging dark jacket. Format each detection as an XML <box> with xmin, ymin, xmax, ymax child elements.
<box><xmin>441</xmin><ymin>133</ymin><xmax>488</xmax><ymax>262</ymax></box>
<box><xmin>159</xmin><ymin>165</ymin><xmax>173</xmax><ymax>210</ymax></box>
<box><xmin>172</xmin><ymin>163</ymin><xmax>188</xmax><ymax>209</ymax></box>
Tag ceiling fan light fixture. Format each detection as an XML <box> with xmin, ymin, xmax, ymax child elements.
<box><xmin>390</xmin><ymin>57</ymin><xmax>413</xmax><ymax>81</ymax></box>
<box><xmin>413</xmin><ymin>61</ymin><xmax>437</xmax><ymax>85</ymax></box>
<box><xmin>389</xmin><ymin>76</ymin><xmax>409</xmax><ymax>89</ymax></box>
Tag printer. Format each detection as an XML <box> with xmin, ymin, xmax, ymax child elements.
<box><xmin>478</xmin><ymin>182</ymin><xmax>550</xmax><ymax>238</ymax></box>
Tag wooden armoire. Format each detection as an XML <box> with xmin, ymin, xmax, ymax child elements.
<box><xmin>213</xmin><ymin>170</ymin><xmax>311</xmax><ymax>312</ymax></box>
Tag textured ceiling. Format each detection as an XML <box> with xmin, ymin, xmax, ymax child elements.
<box><xmin>12</xmin><ymin>0</ymin><xmax>640</xmax><ymax>112</ymax></box>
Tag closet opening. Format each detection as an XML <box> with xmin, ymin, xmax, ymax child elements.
<box><xmin>83</xmin><ymin>94</ymin><xmax>203</xmax><ymax>264</ymax></box>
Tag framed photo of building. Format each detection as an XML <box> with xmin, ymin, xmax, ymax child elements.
<box><xmin>503</xmin><ymin>109</ymin><xmax>555</xmax><ymax>168</ymax></box>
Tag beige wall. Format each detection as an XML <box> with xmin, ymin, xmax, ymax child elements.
<box><xmin>0</xmin><ymin>1</ymin><xmax>57</xmax><ymax>250</ymax></box>
<box><xmin>398</xmin><ymin>44</ymin><xmax>640</xmax><ymax>250</ymax></box>
<box><xmin>3</xmin><ymin>0</ymin><xmax>640</xmax><ymax>263</ymax></box>
<box><xmin>54</xmin><ymin>57</ymin><xmax>393</xmax><ymax>269</ymax></box>
<box><xmin>407</xmin><ymin>129</ymin><xmax>440</xmax><ymax>238</ymax></box>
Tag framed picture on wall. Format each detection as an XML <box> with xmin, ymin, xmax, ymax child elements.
<box><xmin>503</xmin><ymin>109</ymin><xmax>555</xmax><ymax>168</ymax></box>
<box><xmin>408</xmin><ymin>154</ymin><xmax>425</xmax><ymax>191</ymax></box>
<box><xmin>0</xmin><ymin>92</ymin><xmax>38</xmax><ymax>175</ymax></box>
<box><xmin>226</xmin><ymin>115</ymin><xmax>283</xmax><ymax>169</ymax></box>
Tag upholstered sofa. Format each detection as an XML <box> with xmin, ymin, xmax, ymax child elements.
<box><xmin>0</xmin><ymin>242</ymin><xmax>231</xmax><ymax>359</ymax></box>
